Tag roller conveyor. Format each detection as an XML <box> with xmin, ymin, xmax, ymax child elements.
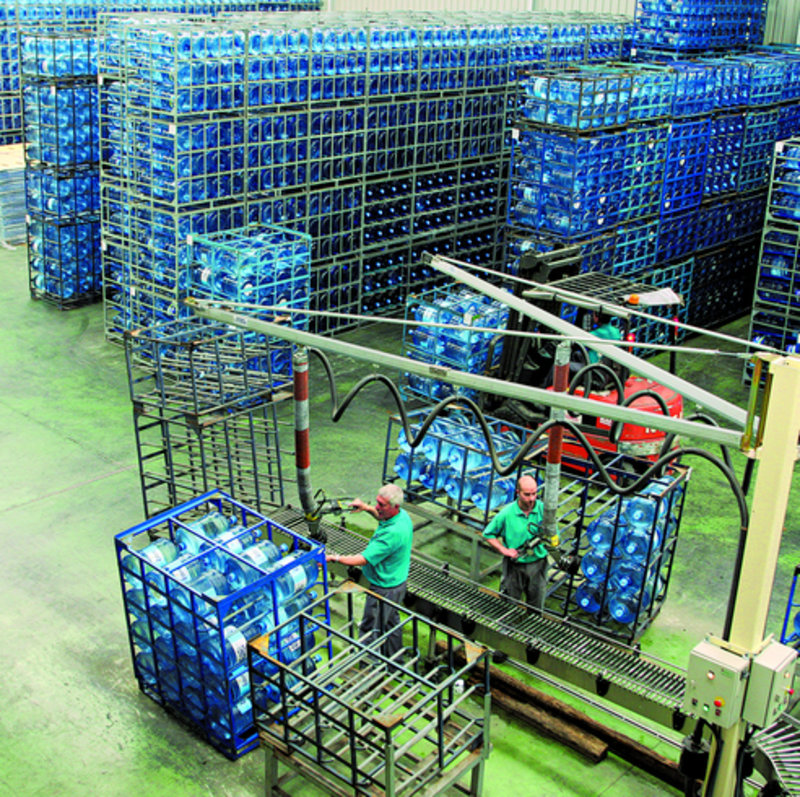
<box><xmin>272</xmin><ymin>506</ymin><xmax>688</xmax><ymax>729</ymax></box>
<box><xmin>753</xmin><ymin>714</ymin><xmax>800</xmax><ymax>795</ymax></box>
<box><xmin>272</xmin><ymin>508</ymin><xmax>800</xmax><ymax>794</ymax></box>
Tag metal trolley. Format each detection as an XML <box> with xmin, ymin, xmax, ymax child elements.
<box><xmin>249</xmin><ymin>581</ymin><xmax>492</xmax><ymax>796</ymax></box>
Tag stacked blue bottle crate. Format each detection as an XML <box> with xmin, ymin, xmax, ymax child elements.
<box><xmin>116</xmin><ymin>489</ymin><xmax>329</xmax><ymax>759</ymax></box>
<box><xmin>383</xmin><ymin>408</ymin><xmax>527</xmax><ymax>526</ymax></box>
<box><xmin>779</xmin><ymin>565</ymin><xmax>800</xmax><ymax>649</ymax></box>
<box><xmin>190</xmin><ymin>223</ymin><xmax>311</xmax><ymax>381</ymax></box>
<box><xmin>401</xmin><ymin>286</ymin><xmax>509</xmax><ymax>403</ymax></box>
<box><xmin>569</xmin><ymin>466</ymin><xmax>688</xmax><ymax>642</ymax></box>
<box><xmin>22</xmin><ymin>32</ymin><xmax>102</xmax><ymax>307</ymax></box>
<box><xmin>746</xmin><ymin>139</ymin><xmax>800</xmax><ymax>374</ymax></box>
<box><xmin>509</xmin><ymin>45</ymin><xmax>800</xmax><ymax>344</ymax></box>
<box><xmin>98</xmin><ymin>11</ymin><xmax>633</xmax><ymax>341</ymax></box>
<box><xmin>633</xmin><ymin>0</ymin><xmax>767</xmax><ymax>58</ymax></box>
<box><xmin>0</xmin><ymin>3</ymin><xmax>20</xmax><ymax>144</ymax></box>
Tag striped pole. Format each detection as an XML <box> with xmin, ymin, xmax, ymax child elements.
<box><xmin>293</xmin><ymin>346</ymin><xmax>316</xmax><ymax>525</ymax></box>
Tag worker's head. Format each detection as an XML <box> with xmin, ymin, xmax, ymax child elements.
<box><xmin>516</xmin><ymin>475</ymin><xmax>538</xmax><ymax>512</ymax></box>
<box><xmin>376</xmin><ymin>483</ymin><xmax>403</xmax><ymax>520</ymax></box>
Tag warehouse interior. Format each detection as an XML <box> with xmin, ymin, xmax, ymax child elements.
<box><xmin>3</xmin><ymin>0</ymin><xmax>800</xmax><ymax>796</ymax></box>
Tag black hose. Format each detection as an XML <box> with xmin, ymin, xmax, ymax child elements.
<box><xmin>568</xmin><ymin>362</ymin><xmax>625</xmax><ymax>397</ymax></box>
<box><xmin>306</xmin><ymin>346</ymin><xmax>750</xmax><ymax>639</ymax></box>
<box><xmin>609</xmin><ymin>389</ymin><xmax>671</xmax><ymax>446</ymax></box>
<box><xmin>659</xmin><ymin>411</ymin><xmax>734</xmax><ymax>473</ymax></box>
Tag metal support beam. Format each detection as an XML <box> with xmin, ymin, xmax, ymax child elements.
<box><xmin>708</xmin><ymin>356</ymin><xmax>800</xmax><ymax>797</ymax></box>
<box><xmin>186</xmin><ymin>299</ymin><xmax>744</xmax><ymax>448</ymax></box>
<box><xmin>425</xmin><ymin>255</ymin><xmax>750</xmax><ymax>432</ymax></box>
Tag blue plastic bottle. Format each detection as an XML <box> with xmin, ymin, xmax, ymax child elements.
<box><xmin>393</xmin><ymin>451</ymin><xmax>424</xmax><ymax>482</ymax></box>
<box><xmin>575</xmin><ymin>581</ymin><xmax>603</xmax><ymax>614</ymax></box>
<box><xmin>225</xmin><ymin>539</ymin><xmax>288</xmax><ymax>591</ymax></box>
<box><xmin>272</xmin><ymin>554</ymin><xmax>319</xmax><ymax>604</ymax></box>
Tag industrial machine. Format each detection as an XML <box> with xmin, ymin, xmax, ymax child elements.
<box><xmin>188</xmin><ymin>255</ymin><xmax>800</xmax><ymax>797</ymax></box>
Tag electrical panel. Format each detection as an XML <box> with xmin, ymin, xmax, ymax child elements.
<box><xmin>743</xmin><ymin>641</ymin><xmax>797</xmax><ymax>728</ymax></box>
<box><xmin>683</xmin><ymin>640</ymin><xmax>750</xmax><ymax>728</ymax></box>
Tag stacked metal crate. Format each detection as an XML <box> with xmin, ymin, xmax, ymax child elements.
<box><xmin>116</xmin><ymin>489</ymin><xmax>329</xmax><ymax>759</ymax></box>
<box><xmin>125</xmin><ymin>316</ymin><xmax>289</xmax><ymax>519</ymax></box>
<box><xmin>22</xmin><ymin>31</ymin><xmax>102</xmax><ymax>307</ymax></box>
<box><xmin>746</xmin><ymin>139</ymin><xmax>800</xmax><ymax>370</ymax></box>
<box><xmin>508</xmin><ymin>49</ymin><xmax>800</xmax><ymax>345</ymax></box>
<box><xmin>0</xmin><ymin>1</ymin><xmax>20</xmax><ymax>144</ymax></box>
<box><xmin>633</xmin><ymin>0</ymin><xmax>767</xmax><ymax>58</ymax></box>
<box><xmin>98</xmin><ymin>10</ymin><xmax>632</xmax><ymax>342</ymax></box>
<box><xmin>0</xmin><ymin>141</ymin><xmax>24</xmax><ymax>244</ymax></box>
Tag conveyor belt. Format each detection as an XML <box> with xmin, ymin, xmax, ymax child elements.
<box><xmin>275</xmin><ymin>508</ymin><xmax>800</xmax><ymax>793</ymax></box>
<box><xmin>273</xmin><ymin>507</ymin><xmax>688</xmax><ymax>730</ymax></box>
<box><xmin>753</xmin><ymin>713</ymin><xmax>800</xmax><ymax>796</ymax></box>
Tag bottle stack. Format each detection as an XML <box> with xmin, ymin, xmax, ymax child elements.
<box><xmin>124</xmin><ymin>317</ymin><xmax>287</xmax><ymax>518</ymax></box>
<box><xmin>746</xmin><ymin>139</ymin><xmax>800</xmax><ymax>376</ymax></box>
<box><xmin>0</xmin><ymin>142</ymin><xmax>24</xmax><ymax>245</ymax></box>
<box><xmin>385</xmin><ymin>409</ymin><xmax>526</xmax><ymax>524</ymax></box>
<box><xmin>402</xmin><ymin>286</ymin><xmax>509</xmax><ymax>402</ymax></box>
<box><xmin>633</xmin><ymin>0</ymin><xmax>766</xmax><ymax>58</ymax></box>
<box><xmin>22</xmin><ymin>31</ymin><xmax>102</xmax><ymax>307</ymax></box>
<box><xmin>509</xmin><ymin>47</ymin><xmax>800</xmax><ymax>346</ymax></box>
<box><xmin>116</xmin><ymin>490</ymin><xmax>328</xmax><ymax>759</ymax></box>
<box><xmin>575</xmin><ymin>480</ymin><xmax>683</xmax><ymax>632</ymax></box>
<box><xmin>0</xmin><ymin>3</ymin><xmax>21</xmax><ymax>144</ymax></box>
<box><xmin>98</xmin><ymin>10</ymin><xmax>632</xmax><ymax>342</ymax></box>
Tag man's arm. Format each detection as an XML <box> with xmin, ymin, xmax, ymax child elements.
<box><xmin>326</xmin><ymin>552</ymin><xmax>367</xmax><ymax>567</ymax></box>
<box><xmin>485</xmin><ymin>532</ymin><xmax>518</xmax><ymax>560</ymax></box>
<box><xmin>349</xmin><ymin>498</ymin><xmax>379</xmax><ymax>519</ymax></box>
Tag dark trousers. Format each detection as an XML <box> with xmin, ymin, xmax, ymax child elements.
<box><xmin>501</xmin><ymin>557</ymin><xmax>547</xmax><ymax>610</ymax></box>
<box><xmin>359</xmin><ymin>582</ymin><xmax>407</xmax><ymax>662</ymax></box>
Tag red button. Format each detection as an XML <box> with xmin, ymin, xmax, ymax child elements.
<box><xmin>713</xmin><ymin>698</ymin><xmax>724</xmax><ymax>708</ymax></box>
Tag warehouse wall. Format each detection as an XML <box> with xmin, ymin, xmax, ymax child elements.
<box><xmin>324</xmin><ymin>0</ymin><xmax>800</xmax><ymax>46</ymax></box>
<box><xmin>765</xmin><ymin>0</ymin><xmax>800</xmax><ymax>43</ymax></box>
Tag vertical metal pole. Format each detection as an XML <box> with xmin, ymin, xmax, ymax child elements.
<box><xmin>543</xmin><ymin>342</ymin><xmax>570</xmax><ymax>540</ymax></box>
<box><xmin>293</xmin><ymin>346</ymin><xmax>315</xmax><ymax>521</ymax></box>
<box><xmin>707</xmin><ymin>357</ymin><xmax>800</xmax><ymax>797</ymax></box>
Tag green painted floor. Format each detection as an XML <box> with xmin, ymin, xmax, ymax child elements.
<box><xmin>1</xmin><ymin>241</ymin><xmax>798</xmax><ymax>796</ymax></box>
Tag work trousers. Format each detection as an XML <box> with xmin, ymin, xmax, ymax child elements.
<box><xmin>501</xmin><ymin>557</ymin><xmax>547</xmax><ymax>609</ymax></box>
<box><xmin>359</xmin><ymin>582</ymin><xmax>407</xmax><ymax>662</ymax></box>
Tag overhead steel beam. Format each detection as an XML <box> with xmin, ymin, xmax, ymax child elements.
<box><xmin>186</xmin><ymin>298</ymin><xmax>744</xmax><ymax>448</ymax></box>
<box><xmin>426</xmin><ymin>255</ymin><xmax>750</xmax><ymax>432</ymax></box>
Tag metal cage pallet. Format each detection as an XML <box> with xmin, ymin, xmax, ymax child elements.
<box><xmin>249</xmin><ymin>582</ymin><xmax>491</xmax><ymax>797</ymax></box>
<box><xmin>116</xmin><ymin>489</ymin><xmax>329</xmax><ymax>759</ymax></box>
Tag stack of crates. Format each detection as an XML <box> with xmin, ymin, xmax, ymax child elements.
<box><xmin>0</xmin><ymin>142</ymin><xmax>24</xmax><ymax>244</ymax></box>
<box><xmin>780</xmin><ymin>564</ymin><xmax>800</xmax><ymax>649</ymax></box>
<box><xmin>0</xmin><ymin>2</ymin><xmax>20</xmax><ymax>144</ymax></box>
<box><xmin>401</xmin><ymin>285</ymin><xmax>509</xmax><ymax>402</ymax></box>
<box><xmin>746</xmin><ymin>139</ymin><xmax>800</xmax><ymax>377</ymax></box>
<box><xmin>22</xmin><ymin>31</ymin><xmax>102</xmax><ymax>307</ymax></box>
<box><xmin>125</xmin><ymin>316</ymin><xmax>287</xmax><ymax>518</ymax></box>
<box><xmin>116</xmin><ymin>489</ymin><xmax>329</xmax><ymax>759</ymax></box>
<box><xmin>633</xmin><ymin>0</ymin><xmax>767</xmax><ymax>58</ymax></box>
<box><xmin>98</xmin><ymin>10</ymin><xmax>633</xmax><ymax>341</ymax></box>
<box><xmin>508</xmin><ymin>48</ymin><xmax>800</xmax><ymax>347</ymax></box>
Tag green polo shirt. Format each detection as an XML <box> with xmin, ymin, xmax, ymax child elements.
<box><xmin>587</xmin><ymin>322</ymin><xmax>622</xmax><ymax>364</ymax></box>
<box><xmin>362</xmin><ymin>508</ymin><xmax>413</xmax><ymax>588</ymax></box>
<box><xmin>483</xmin><ymin>499</ymin><xmax>546</xmax><ymax>563</ymax></box>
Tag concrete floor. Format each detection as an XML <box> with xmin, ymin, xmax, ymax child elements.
<box><xmin>1</xmin><ymin>239</ymin><xmax>798</xmax><ymax>796</ymax></box>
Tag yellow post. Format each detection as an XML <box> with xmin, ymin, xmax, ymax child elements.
<box><xmin>707</xmin><ymin>356</ymin><xmax>800</xmax><ymax>797</ymax></box>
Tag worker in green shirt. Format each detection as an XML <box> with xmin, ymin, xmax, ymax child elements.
<box><xmin>325</xmin><ymin>483</ymin><xmax>413</xmax><ymax>661</ymax></box>
<box><xmin>587</xmin><ymin>310</ymin><xmax>623</xmax><ymax>365</ymax></box>
<box><xmin>482</xmin><ymin>474</ymin><xmax>547</xmax><ymax>610</ymax></box>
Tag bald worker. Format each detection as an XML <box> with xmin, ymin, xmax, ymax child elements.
<box><xmin>482</xmin><ymin>474</ymin><xmax>547</xmax><ymax>610</ymax></box>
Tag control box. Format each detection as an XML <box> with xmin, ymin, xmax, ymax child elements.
<box><xmin>743</xmin><ymin>641</ymin><xmax>797</xmax><ymax>728</ymax></box>
<box><xmin>683</xmin><ymin>640</ymin><xmax>750</xmax><ymax>728</ymax></box>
